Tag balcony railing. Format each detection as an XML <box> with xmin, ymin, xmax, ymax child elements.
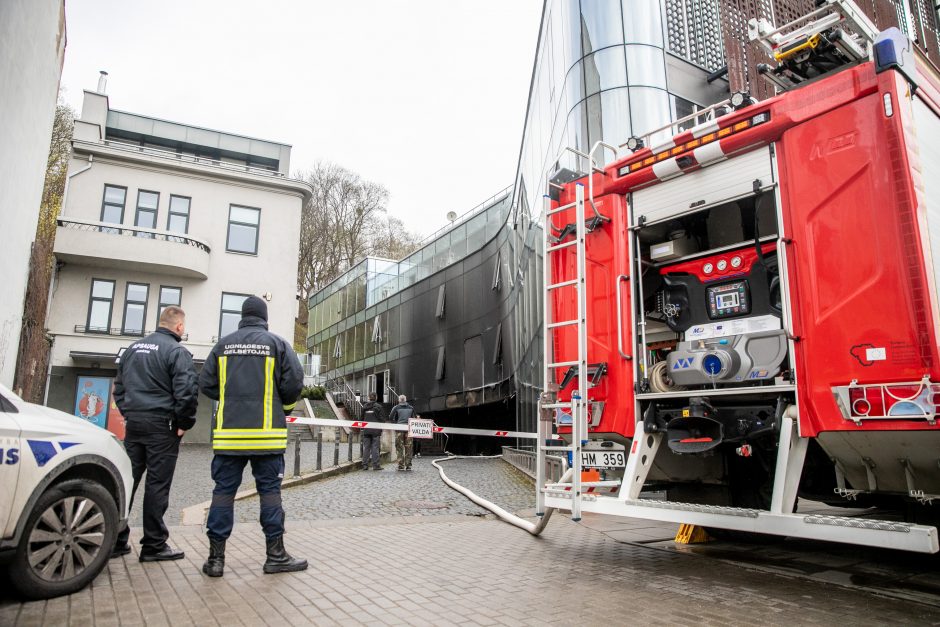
<box><xmin>74</xmin><ymin>325</ymin><xmax>189</xmax><ymax>341</ymax></box>
<box><xmin>57</xmin><ymin>217</ymin><xmax>211</xmax><ymax>253</ymax></box>
<box><xmin>100</xmin><ymin>139</ymin><xmax>285</xmax><ymax>178</ymax></box>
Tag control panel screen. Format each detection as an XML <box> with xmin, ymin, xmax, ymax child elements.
<box><xmin>707</xmin><ymin>281</ymin><xmax>750</xmax><ymax>319</ymax></box>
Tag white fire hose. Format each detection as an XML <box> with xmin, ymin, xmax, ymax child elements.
<box><xmin>432</xmin><ymin>454</ymin><xmax>572</xmax><ymax>536</ymax></box>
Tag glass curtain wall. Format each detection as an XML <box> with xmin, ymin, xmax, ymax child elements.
<box><xmin>508</xmin><ymin>0</ymin><xmax>726</xmax><ymax>435</ymax></box>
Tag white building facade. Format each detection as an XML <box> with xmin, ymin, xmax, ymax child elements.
<box><xmin>46</xmin><ymin>87</ymin><xmax>311</xmax><ymax>443</ymax></box>
<box><xmin>0</xmin><ymin>0</ymin><xmax>67</xmax><ymax>387</ymax></box>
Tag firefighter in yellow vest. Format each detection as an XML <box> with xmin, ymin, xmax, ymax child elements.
<box><xmin>198</xmin><ymin>296</ymin><xmax>305</xmax><ymax>577</ymax></box>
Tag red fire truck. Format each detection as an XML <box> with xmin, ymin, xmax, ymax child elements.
<box><xmin>538</xmin><ymin>1</ymin><xmax>940</xmax><ymax>552</ymax></box>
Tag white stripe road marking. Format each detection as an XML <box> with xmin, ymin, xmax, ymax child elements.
<box><xmin>285</xmin><ymin>416</ymin><xmax>550</xmax><ymax>439</ymax></box>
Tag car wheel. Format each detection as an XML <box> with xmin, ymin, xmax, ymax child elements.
<box><xmin>9</xmin><ymin>479</ymin><xmax>118</xmax><ymax>600</ymax></box>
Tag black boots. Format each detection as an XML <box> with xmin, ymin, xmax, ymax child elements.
<box><xmin>202</xmin><ymin>538</ymin><xmax>226</xmax><ymax>577</ymax></box>
<box><xmin>262</xmin><ymin>535</ymin><xmax>308</xmax><ymax>574</ymax></box>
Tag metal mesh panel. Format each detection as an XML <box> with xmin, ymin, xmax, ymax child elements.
<box><xmin>911</xmin><ymin>0</ymin><xmax>940</xmax><ymax>66</ymax></box>
<box><xmin>667</xmin><ymin>0</ymin><xmax>726</xmax><ymax>70</ymax></box>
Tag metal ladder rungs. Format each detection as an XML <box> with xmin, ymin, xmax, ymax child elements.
<box><xmin>547</xmin><ymin>360</ymin><xmax>579</xmax><ymax>368</ymax></box>
<box><xmin>539</xmin><ymin>444</ymin><xmax>574</xmax><ymax>451</ymax></box>
<box><xmin>541</xmin><ymin>402</ymin><xmax>573</xmax><ymax>409</ymax></box>
<box><xmin>547</xmin><ymin>279</ymin><xmax>578</xmax><ymax>290</ymax></box>
<box><xmin>547</xmin><ymin>319</ymin><xmax>578</xmax><ymax>329</ymax></box>
<box><xmin>547</xmin><ymin>239</ymin><xmax>578</xmax><ymax>252</ymax></box>
<box><xmin>547</xmin><ymin>202</ymin><xmax>577</xmax><ymax>216</ymax></box>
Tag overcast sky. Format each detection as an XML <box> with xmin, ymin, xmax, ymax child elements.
<box><xmin>59</xmin><ymin>0</ymin><xmax>542</xmax><ymax>237</ymax></box>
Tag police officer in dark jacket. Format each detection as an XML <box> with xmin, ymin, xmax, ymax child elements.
<box><xmin>198</xmin><ymin>296</ymin><xmax>306</xmax><ymax>577</ymax></box>
<box><xmin>112</xmin><ymin>305</ymin><xmax>198</xmax><ymax>561</ymax></box>
<box><xmin>360</xmin><ymin>394</ymin><xmax>385</xmax><ymax>470</ymax></box>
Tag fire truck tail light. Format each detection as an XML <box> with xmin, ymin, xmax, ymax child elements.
<box><xmin>883</xmin><ymin>93</ymin><xmax>894</xmax><ymax>117</ymax></box>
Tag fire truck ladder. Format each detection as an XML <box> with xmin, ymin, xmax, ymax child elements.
<box><xmin>537</xmin><ymin>143</ymin><xmax>618</xmax><ymax>523</ymax></box>
<box><xmin>538</xmin><ymin>182</ymin><xmax>590</xmax><ymax>522</ymax></box>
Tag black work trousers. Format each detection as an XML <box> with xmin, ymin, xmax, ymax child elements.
<box><xmin>117</xmin><ymin>419</ymin><xmax>181</xmax><ymax>551</ymax></box>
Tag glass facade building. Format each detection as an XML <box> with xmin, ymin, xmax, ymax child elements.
<box><xmin>308</xmin><ymin>0</ymin><xmax>729</xmax><ymax>440</ymax></box>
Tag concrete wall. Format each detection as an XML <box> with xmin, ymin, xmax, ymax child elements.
<box><xmin>52</xmin><ymin>156</ymin><xmax>304</xmax><ymax>360</ymax></box>
<box><xmin>46</xmin><ymin>94</ymin><xmax>309</xmax><ymax>442</ymax></box>
<box><xmin>0</xmin><ymin>0</ymin><xmax>66</xmax><ymax>387</ymax></box>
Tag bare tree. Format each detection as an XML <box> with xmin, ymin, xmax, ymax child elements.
<box><xmin>14</xmin><ymin>102</ymin><xmax>74</xmax><ymax>401</ymax></box>
<box><xmin>294</xmin><ymin>162</ymin><xmax>422</xmax><ymax>348</ymax></box>
<box><xmin>296</xmin><ymin>162</ymin><xmax>392</xmax><ymax>299</ymax></box>
<box><xmin>372</xmin><ymin>215</ymin><xmax>422</xmax><ymax>261</ymax></box>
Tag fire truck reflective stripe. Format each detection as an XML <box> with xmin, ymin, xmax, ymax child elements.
<box><xmin>680</xmin><ymin>437</ymin><xmax>714</xmax><ymax>443</ymax></box>
<box><xmin>649</xmin><ymin>138</ymin><xmax>676</xmax><ymax>154</ymax></box>
<box><xmin>216</xmin><ymin>356</ymin><xmax>228</xmax><ymax>431</ymax></box>
<box><xmin>652</xmin><ymin>158</ymin><xmax>682</xmax><ymax>180</ymax></box>
<box><xmin>691</xmin><ymin>119</ymin><xmax>720</xmax><ymax>138</ymax></box>
<box><xmin>693</xmin><ymin>141</ymin><xmax>726</xmax><ymax>167</ymax></box>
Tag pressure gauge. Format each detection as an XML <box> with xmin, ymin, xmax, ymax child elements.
<box><xmin>716</xmin><ymin>259</ymin><xmax>728</xmax><ymax>271</ymax></box>
<box><xmin>730</xmin><ymin>256</ymin><xmax>743</xmax><ymax>269</ymax></box>
<box><xmin>703</xmin><ymin>262</ymin><xmax>714</xmax><ymax>275</ymax></box>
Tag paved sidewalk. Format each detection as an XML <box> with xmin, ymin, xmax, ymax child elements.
<box><xmin>5</xmin><ymin>513</ymin><xmax>940</xmax><ymax>626</ymax></box>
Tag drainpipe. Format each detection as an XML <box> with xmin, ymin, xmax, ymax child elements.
<box><xmin>42</xmin><ymin>154</ymin><xmax>94</xmax><ymax>406</ymax></box>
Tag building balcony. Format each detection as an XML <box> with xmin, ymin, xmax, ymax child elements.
<box><xmin>54</xmin><ymin>217</ymin><xmax>211</xmax><ymax>279</ymax></box>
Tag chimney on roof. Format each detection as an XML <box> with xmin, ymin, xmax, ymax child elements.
<box><xmin>97</xmin><ymin>71</ymin><xmax>108</xmax><ymax>94</ymax></box>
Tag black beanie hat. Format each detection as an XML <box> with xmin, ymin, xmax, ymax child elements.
<box><xmin>242</xmin><ymin>295</ymin><xmax>268</xmax><ymax>321</ymax></box>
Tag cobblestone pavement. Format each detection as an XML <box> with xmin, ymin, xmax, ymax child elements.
<box><xmin>7</xmin><ymin>455</ymin><xmax>940</xmax><ymax>625</ymax></box>
<box><xmin>234</xmin><ymin>457</ymin><xmax>535</xmax><ymax>523</ymax></box>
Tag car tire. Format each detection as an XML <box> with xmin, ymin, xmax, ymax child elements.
<box><xmin>9</xmin><ymin>478</ymin><xmax>119</xmax><ymax>600</ymax></box>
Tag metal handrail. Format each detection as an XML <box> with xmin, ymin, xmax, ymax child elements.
<box><xmin>99</xmin><ymin>139</ymin><xmax>286</xmax><ymax>178</ymax></box>
<box><xmin>57</xmin><ymin>217</ymin><xmax>211</xmax><ymax>253</ymax></box>
<box><xmin>413</xmin><ymin>185</ymin><xmax>513</xmax><ymax>247</ymax></box>
<box><xmin>619</xmin><ymin>98</ymin><xmax>733</xmax><ymax>151</ymax></box>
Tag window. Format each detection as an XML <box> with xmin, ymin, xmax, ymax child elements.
<box><xmin>157</xmin><ymin>286</ymin><xmax>182</xmax><ymax>326</ymax></box>
<box><xmin>122</xmin><ymin>283</ymin><xmax>149</xmax><ymax>336</ymax></box>
<box><xmin>86</xmin><ymin>279</ymin><xmax>115</xmax><ymax>333</ymax></box>
<box><xmin>227</xmin><ymin>205</ymin><xmax>260</xmax><ymax>254</ymax></box>
<box><xmin>435</xmin><ymin>285</ymin><xmax>446</xmax><ymax>319</ymax></box>
<box><xmin>435</xmin><ymin>346</ymin><xmax>446</xmax><ymax>380</ymax></box>
<box><xmin>219</xmin><ymin>292</ymin><xmax>249</xmax><ymax>338</ymax></box>
<box><xmin>135</xmin><ymin>190</ymin><xmax>159</xmax><ymax>238</ymax></box>
<box><xmin>167</xmin><ymin>195</ymin><xmax>191</xmax><ymax>237</ymax></box>
<box><xmin>100</xmin><ymin>185</ymin><xmax>126</xmax><ymax>234</ymax></box>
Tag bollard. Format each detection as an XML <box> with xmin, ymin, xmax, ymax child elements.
<box><xmin>316</xmin><ymin>430</ymin><xmax>322</xmax><ymax>471</ymax></box>
<box><xmin>334</xmin><ymin>427</ymin><xmax>340</xmax><ymax>467</ymax></box>
<box><xmin>293</xmin><ymin>436</ymin><xmax>301</xmax><ymax>478</ymax></box>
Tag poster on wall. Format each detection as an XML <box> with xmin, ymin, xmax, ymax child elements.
<box><xmin>74</xmin><ymin>376</ymin><xmax>110</xmax><ymax>430</ymax></box>
<box><xmin>107</xmin><ymin>380</ymin><xmax>125</xmax><ymax>440</ymax></box>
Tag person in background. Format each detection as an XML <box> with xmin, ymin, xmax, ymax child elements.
<box><xmin>198</xmin><ymin>296</ymin><xmax>306</xmax><ymax>577</ymax></box>
<box><xmin>111</xmin><ymin>306</ymin><xmax>198</xmax><ymax>561</ymax></box>
<box><xmin>388</xmin><ymin>394</ymin><xmax>415</xmax><ymax>471</ymax></box>
<box><xmin>360</xmin><ymin>393</ymin><xmax>385</xmax><ymax>470</ymax></box>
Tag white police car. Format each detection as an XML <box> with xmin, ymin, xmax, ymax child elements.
<box><xmin>0</xmin><ymin>383</ymin><xmax>132</xmax><ymax>599</ymax></box>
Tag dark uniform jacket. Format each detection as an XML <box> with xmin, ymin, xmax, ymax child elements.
<box><xmin>361</xmin><ymin>401</ymin><xmax>386</xmax><ymax>436</ymax></box>
<box><xmin>199</xmin><ymin>316</ymin><xmax>304</xmax><ymax>455</ymax></box>
<box><xmin>113</xmin><ymin>327</ymin><xmax>199</xmax><ymax>431</ymax></box>
<box><xmin>388</xmin><ymin>402</ymin><xmax>414</xmax><ymax>424</ymax></box>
